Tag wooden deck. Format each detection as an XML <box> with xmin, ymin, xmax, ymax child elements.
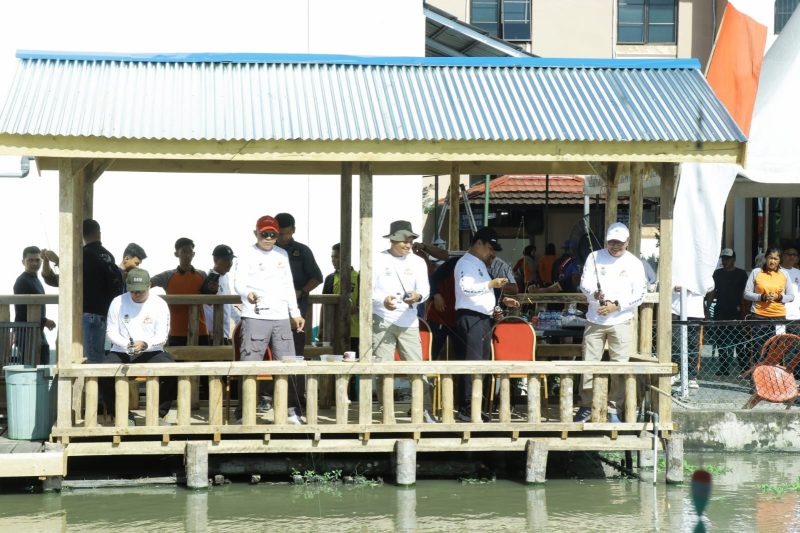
<box><xmin>0</xmin><ymin>427</ymin><xmax>66</xmax><ymax>478</ymax></box>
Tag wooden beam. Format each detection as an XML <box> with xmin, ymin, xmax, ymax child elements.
<box><xmin>358</xmin><ymin>163</ymin><xmax>373</xmax><ymax>425</ymax></box>
<box><xmin>338</xmin><ymin>162</ymin><xmax>353</xmax><ymax>356</ymax></box>
<box><xmin>628</xmin><ymin>163</ymin><xmax>645</xmax><ymax>256</ymax></box>
<box><xmin>448</xmin><ymin>163</ymin><xmax>460</xmax><ymax>251</ymax></box>
<box><xmin>603</xmin><ymin>162</ymin><xmax>622</xmax><ymax>230</ymax></box>
<box><xmin>656</xmin><ymin>163</ymin><xmax>676</xmax><ymax>427</ymax></box>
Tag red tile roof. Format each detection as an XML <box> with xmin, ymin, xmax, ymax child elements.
<box><xmin>465</xmin><ymin>175</ymin><xmax>590</xmax><ymax>205</ymax></box>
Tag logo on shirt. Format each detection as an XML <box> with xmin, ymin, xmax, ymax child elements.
<box><xmin>143</xmin><ymin>317</ymin><xmax>153</xmax><ymax>325</ymax></box>
<box><xmin>292</xmin><ymin>250</ymin><xmax>301</xmax><ymax>257</ymax></box>
<box><xmin>123</xmin><ymin>314</ymin><xmax>130</xmax><ymax>324</ymax></box>
<box><xmin>384</xmin><ymin>268</ymin><xmax>392</xmax><ymax>277</ymax></box>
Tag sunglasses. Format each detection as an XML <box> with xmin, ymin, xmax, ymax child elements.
<box><xmin>259</xmin><ymin>231</ymin><xmax>278</xmax><ymax>239</ymax></box>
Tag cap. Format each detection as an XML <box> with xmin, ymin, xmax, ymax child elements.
<box><xmin>212</xmin><ymin>244</ymin><xmax>235</xmax><ymax>259</ymax></box>
<box><xmin>256</xmin><ymin>215</ymin><xmax>279</xmax><ymax>232</ymax></box>
<box><xmin>127</xmin><ymin>268</ymin><xmax>150</xmax><ymax>292</ymax></box>
<box><xmin>606</xmin><ymin>222</ymin><xmax>630</xmax><ymax>242</ymax></box>
<box><xmin>472</xmin><ymin>227</ymin><xmax>502</xmax><ymax>251</ymax></box>
<box><xmin>383</xmin><ymin>220</ymin><xmax>419</xmax><ymax>241</ymax></box>
<box><xmin>720</xmin><ymin>248</ymin><xmax>735</xmax><ymax>258</ymax></box>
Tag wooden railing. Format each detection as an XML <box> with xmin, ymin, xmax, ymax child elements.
<box><xmin>52</xmin><ymin>360</ymin><xmax>674</xmax><ymax>443</ymax></box>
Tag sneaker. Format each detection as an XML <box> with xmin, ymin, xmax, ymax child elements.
<box><xmin>287</xmin><ymin>414</ymin><xmax>304</xmax><ymax>425</ymax></box>
<box><xmin>423</xmin><ymin>410</ymin><xmax>439</xmax><ymax>424</ymax></box>
<box><xmin>573</xmin><ymin>407</ymin><xmax>591</xmax><ymax>422</ymax></box>
<box><xmin>159</xmin><ymin>417</ymin><xmax>172</xmax><ymax>426</ymax></box>
<box><xmin>257</xmin><ymin>396</ymin><xmax>273</xmax><ymax>413</ymax></box>
<box><xmin>670</xmin><ymin>375</ymin><xmax>680</xmax><ymax>386</ymax></box>
<box><xmin>608</xmin><ymin>412</ymin><xmax>621</xmax><ymax>423</ymax></box>
<box><xmin>688</xmin><ymin>379</ymin><xmax>700</xmax><ymax>389</ymax></box>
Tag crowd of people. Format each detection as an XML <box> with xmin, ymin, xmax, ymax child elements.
<box><xmin>13</xmin><ymin>210</ymin><xmax>796</xmax><ymax>426</ymax></box>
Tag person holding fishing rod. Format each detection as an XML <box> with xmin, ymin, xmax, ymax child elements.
<box><xmin>574</xmin><ymin>222</ymin><xmax>647</xmax><ymax>423</ymax></box>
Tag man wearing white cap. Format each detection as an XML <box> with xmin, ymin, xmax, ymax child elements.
<box><xmin>574</xmin><ymin>222</ymin><xmax>647</xmax><ymax>423</ymax></box>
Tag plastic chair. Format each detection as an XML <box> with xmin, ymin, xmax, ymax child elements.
<box><xmin>742</xmin><ymin>333</ymin><xmax>800</xmax><ymax>409</ymax></box>
<box><xmin>488</xmin><ymin>316</ymin><xmax>546</xmax><ymax>415</ymax></box>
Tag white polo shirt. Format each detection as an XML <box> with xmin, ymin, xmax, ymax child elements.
<box><xmin>371</xmin><ymin>250</ymin><xmax>430</xmax><ymax>327</ymax></box>
<box><xmin>454</xmin><ymin>252</ymin><xmax>495</xmax><ymax>315</ymax></box>
<box><xmin>580</xmin><ymin>249</ymin><xmax>647</xmax><ymax>325</ymax></box>
<box><xmin>233</xmin><ymin>244</ymin><xmax>300</xmax><ymax>320</ymax></box>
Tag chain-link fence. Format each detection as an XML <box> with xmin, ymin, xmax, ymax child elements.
<box><xmin>668</xmin><ymin>319</ymin><xmax>800</xmax><ymax>409</ymax></box>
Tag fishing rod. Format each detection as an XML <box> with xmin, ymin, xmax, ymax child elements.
<box><xmin>582</xmin><ymin>213</ymin><xmax>608</xmax><ymax>306</ymax></box>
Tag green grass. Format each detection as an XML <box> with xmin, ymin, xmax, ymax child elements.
<box><xmin>657</xmin><ymin>459</ymin><xmax>732</xmax><ymax>477</ymax></box>
<box><xmin>760</xmin><ymin>476</ymin><xmax>800</xmax><ymax>496</ymax></box>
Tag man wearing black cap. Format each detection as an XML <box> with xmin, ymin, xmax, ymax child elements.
<box><xmin>202</xmin><ymin>244</ymin><xmax>239</xmax><ymax>344</ymax></box>
<box><xmin>454</xmin><ymin>227</ymin><xmax>510</xmax><ymax>422</ymax></box>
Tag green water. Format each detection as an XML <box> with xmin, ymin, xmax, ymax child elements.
<box><xmin>1</xmin><ymin>453</ymin><xmax>800</xmax><ymax>532</ymax></box>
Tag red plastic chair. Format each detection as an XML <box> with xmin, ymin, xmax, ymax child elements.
<box><xmin>394</xmin><ymin>318</ymin><xmax>432</xmax><ymax>361</ymax></box>
<box><xmin>742</xmin><ymin>333</ymin><xmax>800</xmax><ymax>409</ymax></box>
<box><xmin>489</xmin><ymin>316</ymin><xmax>546</xmax><ymax>413</ymax></box>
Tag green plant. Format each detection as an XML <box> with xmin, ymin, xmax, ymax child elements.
<box><xmin>656</xmin><ymin>460</ymin><xmax>731</xmax><ymax>477</ymax></box>
<box><xmin>760</xmin><ymin>477</ymin><xmax>800</xmax><ymax>496</ymax></box>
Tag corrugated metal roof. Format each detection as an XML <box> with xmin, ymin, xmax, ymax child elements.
<box><xmin>0</xmin><ymin>52</ymin><xmax>746</xmax><ymax>143</ymax></box>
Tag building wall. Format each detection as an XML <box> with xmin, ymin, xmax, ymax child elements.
<box><xmin>531</xmin><ymin>0</ymin><xmax>615</xmax><ymax>58</ymax></box>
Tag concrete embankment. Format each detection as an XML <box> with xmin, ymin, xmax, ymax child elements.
<box><xmin>676</xmin><ymin>410</ymin><xmax>800</xmax><ymax>451</ymax></box>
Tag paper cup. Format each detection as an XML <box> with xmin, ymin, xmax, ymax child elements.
<box><xmin>343</xmin><ymin>351</ymin><xmax>356</xmax><ymax>361</ymax></box>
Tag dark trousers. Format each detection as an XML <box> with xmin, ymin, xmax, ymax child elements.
<box><xmin>99</xmin><ymin>350</ymin><xmax>177</xmax><ymax>419</ymax></box>
<box><xmin>430</xmin><ymin>321</ymin><xmax>460</xmax><ymax>361</ymax></box>
<box><xmin>455</xmin><ymin>309</ymin><xmax>492</xmax><ymax>410</ymax></box>
<box><xmin>168</xmin><ymin>335</ymin><xmax>210</xmax><ymax>347</ymax></box>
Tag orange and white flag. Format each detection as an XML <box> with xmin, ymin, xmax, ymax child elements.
<box><xmin>705</xmin><ymin>0</ymin><xmax>770</xmax><ymax>136</ymax></box>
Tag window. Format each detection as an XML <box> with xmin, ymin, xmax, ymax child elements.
<box><xmin>471</xmin><ymin>0</ymin><xmax>531</xmax><ymax>41</ymax></box>
<box><xmin>618</xmin><ymin>0</ymin><xmax>677</xmax><ymax>44</ymax></box>
<box><xmin>775</xmin><ymin>0</ymin><xmax>800</xmax><ymax>34</ymax></box>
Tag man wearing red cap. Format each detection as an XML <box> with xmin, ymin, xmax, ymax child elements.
<box><xmin>233</xmin><ymin>215</ymin><xmax>305</xmax><ymax>424</ymax></box>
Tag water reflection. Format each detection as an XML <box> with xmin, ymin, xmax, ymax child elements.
<box><xmin>0</xmin><ymin>453</ymin><xmax>799</xmax><ymax>531</ymax></box>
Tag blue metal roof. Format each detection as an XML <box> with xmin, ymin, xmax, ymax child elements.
<box><xmin>0</xmin><ymin>52</ymin><xmax>744</xmax><ymax>144</ymax></box>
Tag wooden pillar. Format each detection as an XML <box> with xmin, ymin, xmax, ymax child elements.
<box><xmin>603</xmin><ymin>163</ymin><xmax>621</xmax><ymax>230</ymax></box>
<box><xmin>338</xmin><ymin>163</ymin><xmax>353</xmax><ymax>355</ymax></box>
<box><xmin>358</xmin><ymin>163</ymin><xmax>374</xmax><ymax>425</ymax></box>
<box><xmin>656</xmin><ymin>163</ymin><xmax>676</xmax><ymax>427</ymax></box>
<box><xmin>448</xmin><ymin>164</ymin><xmax>460</xmax><ymax>251</ymax></box>
<box><xmin>56</xmin><ymin>159</ymin><xmax>85</xmax><ymax>429</ymax></box>
<box><xmin>629</xmin><ymin>163</ymin><xmax>645</xmax><ymax>356</ymax></box>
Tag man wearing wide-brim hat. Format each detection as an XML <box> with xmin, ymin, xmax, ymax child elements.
<box><xmin>372</xmin><ymin>220</ymin><xmax>435</xmax><ymax>422</ymax></box>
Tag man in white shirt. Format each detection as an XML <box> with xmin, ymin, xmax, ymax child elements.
<box><xmin>233</xmin><ymin>215</ymin><xmax>306</xmax><ymax>424</ymax></box>
<box><xmin>202</xmin><ymin>244</ymin><xmax>240</xmax><ymax>344</ymax></box>
<box><xmin>575</xmin><ymin>222</ymin><xmax>647</xmax><ymax>423</ymax></box>
<box><xmin>454</xmin><ymin>227</ymin><xmax>511</xmax><ymax>422</ymax></box>
<box><xmin>372</xmin><ymin>220</ymin><xmax>435</xmax><ymax>422</ymax></box>
<box><xmin>101</xmin><ymin>268</ymin><xmax>176</xmax><ymax>426</ymax></box>
<box><xmin>372</xmin><ymin>220</ymin><xmax>430</xmax><ymax>361</ymax></box>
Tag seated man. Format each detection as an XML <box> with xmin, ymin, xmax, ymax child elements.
<box><xmin>100</xmin><ymin>268</ymin><xmax>176</xmax><ymax>426</ymax></box>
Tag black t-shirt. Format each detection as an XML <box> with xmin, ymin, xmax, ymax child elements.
<box><xmin>712</xmin><ymin>267</ymin><xmax>748</xmax><ymax>319</ymax></box>
<box><xmin>13</xmin><ymin>271</ymin><xmax>46</xmax><ymax>323</ymax></box>
<box><xmin>83</xmin><ymin>241</ymin><xmax>124</xmax><ymax>315</ymax></box>
<box><xmin>276</xmin><ymin>240</ymin><xmax>323</xmax><ymax>315</ymax></box>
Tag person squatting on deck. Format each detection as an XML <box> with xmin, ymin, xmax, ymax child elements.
<box><xmin>101</xmin><ymin>268</ymin><xmax>176</xmax><ymax>426</ymax></box>
<box><xmin>371</xmin><ymin>220</ymin><xmax>435</xmax><ymax>422</ymax></box>
<box><xmin>454</xmin><ymin>227</ymin><xmax>518</xmax><ymax>422</ymax></box>
<box><xmin>234</xmin><ymin>215</ymin><xmax>306</xmax><ymax>425</ymax></box>
<box><xmin>574</xmin><ymin>222</ymin><xmax>647</xmax><ymax>423</ymax></box>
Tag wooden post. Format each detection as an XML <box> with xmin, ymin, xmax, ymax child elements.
<box><xmin>624</xmin><ymin>374</ymin><xmax>637</xmax><ymax>423</ymax></box>
<box><xmin>145</xmin><ymin>377</ymin><xmax>159</xmax><ymax>426</ymax></box>
<box><xmin>306</xmin><ymin>375</ymin><xmax>319</xmax><ymax>425</ymax></box>
<box><xmin>56</xmin><ymin>159</ymin><xmax>86</xmax><ymax>429</ymax></box>
<box><xmin>410</xmin><ymin>375</ymin><xmax>424</xmax><ymax>424</ymax></box>
<box><xmin>629</xmin><ymin>162</ymin><xmax>644</xmax><ymax>354</ymax></box>
<box><xmin>448</xmin><ymin>164</ymin><xmax>460</xmax><ymax>251</ymax></box>
<box><xmin>382</xmin><ymin>376</ymin><xmax>396</xmax><ymax>424</ymax></box>
<box><xmin>665</xmin><ymin>435</ymin><xmax>684</xmax><ymax>484</ymax></box>
<box><xmin>358</xmin><ymin>163</ymin><xmax>374</xmax><ymax>426</ymax></box>
<box><xmin>84</xmin><ymin>377</ymin><xmax>98</xmax><ymax>428</ymax></box>
<box><xmin>177</xmin><ymin>377</ymin><xmax>191</xmax><ymax>426</ymax></box>
<box><xmin>335</xmin><ymin>375</ymin><xmax>349</xmax><ymax>424</ymax></box>
<box><xmin>639</xmin><ymin>304</ymin><xmax>654</xmax><ymax>356</ymax></box>
<box><xmin>114</xmin><ymin>376</ymin><xmax>129</xmax><ymax>428</ymax></box>
<box><xmin>590</xmin><ymin>376</ymin><xmax>609</xmax><ymax>422</ymax></box>
<box><xmin>395</xmin><ymin>439</ymin><xmax>417</xmax><ymax>486</ymax></box>
<box><xmin>338</xmin><ymin>162</ymin><xmax>353</xmax><ymax>355</ymax></box>
<box><xmin>471</xmin><ymin>375</ymin><xmax>483</xmax><ymax>423</ymax></box>
<box><xmin>242</xmin><ymin>376</ymin><xmax>256</xmax><ymax>425</ymax></box>
<box><xmin>603</xmin><ymin>163</ymin><xmax>620</xmax><ymax>230</ymax></box>
<box><xmin>498</xmin><ymin>376</ymin><xmax>511</xmax><ymax>423</ymax></box>
<box><xmin>657</xmin><ymin>164</ymin><xmax>676</xmax><ymax>427</ymax></box>
<box><xmin>273</xmin><ymin>375</ymin><xmax>288</xmax><ymax>425</ymax></box>
<box><xmin>525</xmin><ymin>440</ymin><xmax>548</xmax><ymax>484</ymax></box>
<box><xmin>441</xmin><ymin>375</ymin><xmax>454</xmax><ymax>424</ymax></box>
<box><xmin>208</xmin><ymin>377</ymin><xmax>223</xmax><ymax>426</ymax></box>
<box><xmin>559</xmin><ymin>375</ymin><xmax>573</xmax><ymax>422</ymax></box>
<box><xmin>188</xmin><ymin>305</ymin><xmax>200</xmax><ymax>410</ymax></box>
<box><xmin>185</xmin><ymin>442</ymin><xmax>209</xmax><ymax>489</ymax></box>
<box><xmin>527</xmin><ymin>376</ymin><xmax>541</xmax><ymax>422</ymax></box>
